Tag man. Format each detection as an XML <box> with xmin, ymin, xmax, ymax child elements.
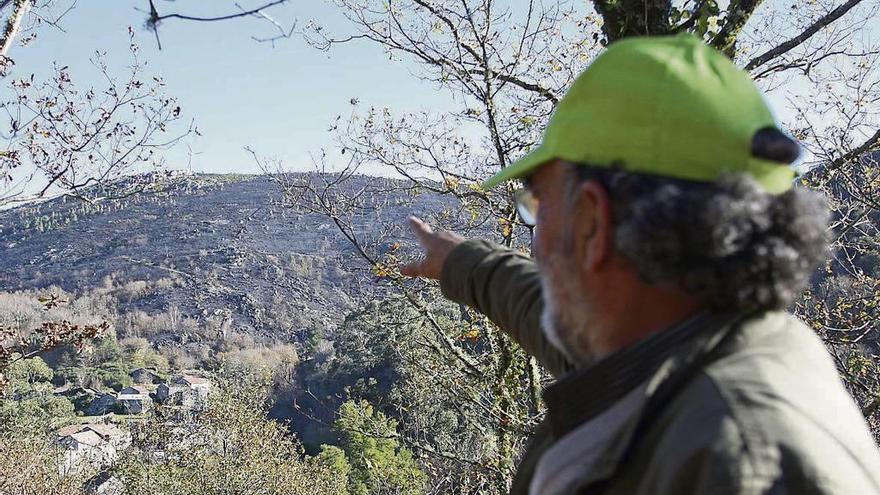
<box><xmin>400</xmin><ymin>34</ymin><xmax>880</xmax><ymax>494</ymax></box>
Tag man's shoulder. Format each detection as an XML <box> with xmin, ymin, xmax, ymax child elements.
<box><xmin>645</xmin><ymin>312</ymin><xmax>880</xmax><ymax>493</ymax></box>
<box><xmin>702</xmin><ymin>311</ymin><xmax>842</xmax><ymax>405</ymax></box>
<box><xmin>701</xmin><ymin>311</ymin><xmax>863</xmax><ymax>431</ymax></box>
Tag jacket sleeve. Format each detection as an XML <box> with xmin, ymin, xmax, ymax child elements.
<box><xmin>439</xmin><ymin>239</ymin><xmax>572</xmax><ymax>377</ymax></box>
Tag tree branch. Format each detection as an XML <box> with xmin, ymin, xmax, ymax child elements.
<box><xmin>744</xmin><ymin>0</ymin><xmax>864</xmax><ymax>71</ymax></box>
<box><xmin>0</xmin><ymin>0</ymin><xmax>31</xmax><ymax>57</ymax></box>
<box><xmin>150</xmin><ymin>0</ymin><xmax>287</xmax><ymax>23</ymax></box>
<box><xmin>826</xmin><ymin>128</ymin><xmax>880</xmax><ymax>172</ymax></box>
<box><xmin>472</xmin><ymin>70</ymin><xmax>559</xmax><ymax>104</ymax></box>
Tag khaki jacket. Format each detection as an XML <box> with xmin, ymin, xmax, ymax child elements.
<box><xmin>440</xmin><ymin>240</ymin><xmax>880</xmax><ymax>495</ymax></box>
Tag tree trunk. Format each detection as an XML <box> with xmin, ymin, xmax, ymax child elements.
<box><xmin>592</xmin><ymin>0</ymin><xmax>672</xmax><ymax>42</ymax></box>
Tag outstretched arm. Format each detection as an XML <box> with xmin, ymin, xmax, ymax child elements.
<box><xmin>401</xmin><ymin>216</ymin><xmax>572</xmax><ymax>377</ymax></box>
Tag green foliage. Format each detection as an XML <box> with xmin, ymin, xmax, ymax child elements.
<box><xmin>53</xmin><ymin>333</ymin><xmax>172</xmax><ymax>391</ymax></box>
<box><xmin>7</xmin><ymin>356</ymin><xmax>54</xmax><ymax>384</ymax></box>
<box><xmin>317</xmin><ymin>444</ymin><xmax>352</xmax><ymax>483</ymax></box>
<box><xmin>306</xmin><ymin>320</ymin><xmax>325</xmax><ymax>353</ymax></box>
<box><xmin>330</xmin><ymin>399</ymin><xmax>427</xmax><ymax>495</ymax></box>
<box><xmin>795</xmin><ymin>265</ymin><xmax>880</xmax><ymax>434</ymax></box>
<box><xmin>121</xmin><ymin>337</ymin><xmax>170</xmax><ymax>371</ymax></box>
<box><xmin>89</xmin><ymin>360</ymin><xmax>133</xmax><ymax>390</ymax></box>
<box><xmin>1</xmin><ymin>357</ymin><xmax>74</xmax><ymax>434</ymax></box>
<box><xmin>295</xmin><ymin>296</ymin><xmax>536</xmax><ymax>492</ymax></box>
<box><xmin>0</xmin><ymin>392</ymin><xmax>75</xmax><ymax>434</ymax></box>
<box><xmin>92</xmin><ymin>335</ymin><xmax>124</xmax><ymax>363</ymax></box>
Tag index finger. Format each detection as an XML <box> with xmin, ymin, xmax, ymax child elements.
<box><xmin>407</xmin><ymin>215</ymin><xmax>434</xmax><ymax>243</ymax></box>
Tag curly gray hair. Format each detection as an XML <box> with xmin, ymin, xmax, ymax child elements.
<box><xmin>570</xmin><ymin>164</ymin><xmax>829</xmax><ymax>312</ymax></box>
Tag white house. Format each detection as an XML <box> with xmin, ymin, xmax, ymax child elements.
<box><xmin>82</xmin><ymin>423</ymin><xmax>131</xmax><ymax>451</ymax></box>
<box><xmin>57</xmin><ymin>429</ymin><xmax>109</xmax><ymax>474</ymax></box>
<box><xmin>56</xmin><ymin>422</ymin><xmax>132</xmax><ymax>475</ymax></box>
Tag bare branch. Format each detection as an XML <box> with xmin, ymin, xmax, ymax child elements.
<box><xmin>744</xmin><ymin>0</ymin><xmax>864</xmax><ymax>72</ymax></box>
<box><xmin>1</xmin><ymin>34</ymin><xmax>191</xmax><ymax>206</ymax></box>
<box><xmin>149</xmin><ymin>0</ymin><xmax>287</xmax><ymax>24</ymax></box>
<box><xmin>827</xmin><ymin>128</ymin><xmax>880</xmax><ymax>172</ymax></box>
<box><xmin>240</xmin><ymin>2</ymin><xmax>296</xmax><ymax>46</ymax></box>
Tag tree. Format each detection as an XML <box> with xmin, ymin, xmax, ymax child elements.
<box><xmin>289</xmin><ymin>302</ymin><xmax>404</xmax><ymax>448</ymax></box>
<box><xmin>328</xmin><ymin>399</ymin><xmax>428</xmax><ymax>495</ymax></box>
<box><xmin>0</xmin><ymin>0</ymin><xmax>299</xmax><ymax>207</ymax></box>
<box><xmin>0</xmin><ymin>356</ymin><xmax>74</xmax><ymax>435</ymax></box>
<box><xmin>6</xmin><ymin>353</ymin><xmax>52</xmax><ymax>383</ymax></box>
<box><xmin>0</xmin><ymin>31</ymin><xmax>191</xmax><ymax>207</ymax></box>
<box><xmin>795</xmin><ymin>152</ymin><xmax>880</xmax><ymax>436</ymax></box>
<box><xmin>0</xmin><ymin>357</ymin><xmax>82</xmax><ymax>493</ymax></box>
<box><xmin>316</xmin><ymin>444</ymin><xmax>352</xmax><ymax>484</ymax></box>
<box><xmin>267</xmin><ymin>0</ymin><xmax>880</xmax><ymax>490</ymax></box>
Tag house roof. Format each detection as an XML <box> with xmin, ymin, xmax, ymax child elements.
<box><xmin>130</xmin><ymin>367</ymin><xmax>160</xmax><ymax>378</ymax></box>
<box><xmin>67</xmin><ymin>430</ymin><xmax>103</xmax><ymax>447</ymax></box>
<box><xmin>85</xmin><ymin>423</ymin><xmax>124</xmax><ymax>439</ymax></box>
<box><xmin>56</xmin><ymin>424</ymin><xmax>86</xmax><ymax>438</ymax></box>
<box><xmin>84</xmin><ymin>470</ymin><xmax>117</xmax><ymax>492</ymax></box>
<box><xmin>54</xmin><ymin>385</ymin><xmax>101</xmax><ymax>396</ymax></box>
<box><xmin>88</xmin><ymin>393</ymin><xmax>117</xmax><ymax>406</ymax></box>
<box><xmin>119</xmin><ymin>385</ymin><xmax>150</xmax><ymax>395</ymax></box>
<box><xmin>53</xmin><ymin>384</ymin><xmax>73</xmax><ymax>394</ymax></box>
<box><xmin>176</xmin><ymin>374</ymin><xmax>209</xmax><ymax>386</ymax></box>
<box><xmin>56</xmin><ymin>422</ymin><xmax>125</xmax><ymax>441</ymax></box>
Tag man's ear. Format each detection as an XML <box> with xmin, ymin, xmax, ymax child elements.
<box><xmin>576</xmin><ymin>180</ymin><xmax>613</xmax><ymax>271</ymax></box>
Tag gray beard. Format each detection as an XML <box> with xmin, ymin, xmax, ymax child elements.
<box><xmin>538</xmin><ymin>269</ymin><xmax>593</xmax><ymax>367</ymax></box>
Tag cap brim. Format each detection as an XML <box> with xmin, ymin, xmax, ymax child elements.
<box><xmin>743</xmin><ymin>157</ymin><xmax>796</xmax><ymax>194</ymax></box>
<box><xmin>482</xmin><ymin>146</ymin><xmax>554</xmax><ymax>190</ymax></box>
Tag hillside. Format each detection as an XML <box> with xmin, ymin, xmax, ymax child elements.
<box><xmin>0</xmin><ymin>172</ymin><xmax>443</xmax><ymax>340</ymax></box>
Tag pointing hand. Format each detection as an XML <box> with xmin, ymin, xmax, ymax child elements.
<box><xmin>400</xmin><ymin>216</ymin><xmax>465</xmax><ymax>280</ymax></box>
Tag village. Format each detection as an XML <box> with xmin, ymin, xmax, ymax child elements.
<box><xmin>52</xmin><ymin>370</ymin><xmax>213</xmax><ymax>493</ymax></box>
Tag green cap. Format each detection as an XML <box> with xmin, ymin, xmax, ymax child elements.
<box><xmin>484</xmin><ymin>34</ymin><xmax>796</xmax><ymax>193</ymax></box>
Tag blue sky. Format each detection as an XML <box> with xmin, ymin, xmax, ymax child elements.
<box><xmin>6</xmin><ymin>1</ymin><xmax>879</xmax><ymax>183</ymax></box>
<box><xmin>8</xmin><ymin>1</ymin><xmax>455</xmax><ymax>176</ymax></box>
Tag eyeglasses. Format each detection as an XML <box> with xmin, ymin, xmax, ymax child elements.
<box><xmin>514</xmin><ymin>188</ymin><xmax>539</xmax><ymax>226</ymax></box>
